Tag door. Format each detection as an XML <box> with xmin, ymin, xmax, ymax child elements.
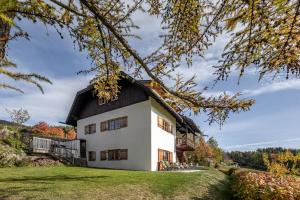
<box><xmin>80</xmin><ymin>140</ymin><xmax>86</xmax><ymax>158</ymax></box>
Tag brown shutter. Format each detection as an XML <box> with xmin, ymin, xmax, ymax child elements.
<box><xmin>169</xmin><ymin>152</ymin><xmax>173</xmax><ymax>163</ymax></box>
<box><xmin>100</xmin><ymin>151</ymin><xmax>107</xmax><ymax>160</ymax></box>
<box><xmin>84</xmin><ymin>126</ymin><xmax>89</xmax><ymax>134</ymax></box>
<box><xmin>91</xmin><ymin>124</ymin><xmax>96</xmax><ymax>133</ymax></box>
<box><xmin>158</xmin><ymin>149</ymin><xmax>164</xmax><ymax>162</ymax></box>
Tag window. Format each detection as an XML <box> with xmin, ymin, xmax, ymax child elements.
<box><xmin>157</xmin><ymin>116</ymin><xmax>173</xmax><ymax>134</ymax></box>
<box><xmin>108</xmin><ymin>150</ymin><xmax>118</xmax><ymax>160</ymax></box>
<box><xmin>98</xmin><ymin>98</ymin><xmax>107</xmax><ymax>105</ymax></box>
<box><xmin>88</xmin><ymin>151</ymin><xmax>96</xmax><ymax>161</ymax></box>
<box><xmin>163</xmin><ymin>151</ymin><xmax>169</xmax><ymax>161</ymax></box>
<box><xmin>84</xmin><ymin>124</ymin><xmax>96</xmax><ymax>134</ymax></box>
<box><xmin>98</xmin><ymin>96</ymin><xmax>118</xmax><ymax>105</ymax></box>
<box><xmin>120</xmin><ymin>149</ymin><xmax>128</xmax><ymax>160</ymax></box>
<box><xmin>158</xmin><ymin>149</ymin><xmax>173</xmax><ymax>162</ymax></box>
<box><xmin>100</xmin><ymin>117</ymin><xmax>128</xmax><ymax>132</ymax></box>
<box><xmin>100</xmin><ymin>151</ymin><xmax>107</xmax><ymax>160</ymax></box>
<box><xmin>107</xmin><ymin>149</ymin><xmax>128</xmax><ymax>160</ymax></box>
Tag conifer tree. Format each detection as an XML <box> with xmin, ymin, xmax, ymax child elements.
<box><xmin>1</xmin><ymin>0</ymin><xmax>299</xmax><ymax>124</ymax></box>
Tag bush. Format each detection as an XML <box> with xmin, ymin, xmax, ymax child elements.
<box><xmin>231</xmin><ymin>171</ymin><xmax>300</xmax><ymax>200</ymax></box>
<box><xmin>3</xmin><ymin>132</ymin><xmax>25</xmax><ymax>151</ymax></box>
<box><xmin>0</xmin><ymin>144</ymin><xmax>25</xmax><ymax>167</ymax></box>
<box><xmin>15</xmin><ymin>157</ymin><xmax>32</xmax><ymax>167</ymax></box>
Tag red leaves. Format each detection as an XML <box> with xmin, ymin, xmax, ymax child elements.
<box><xmin>232</xmin><ymin>171</ymin><xmax>300</xmax><ymax>200</ymax></box>
<box><xmin>32</xmin><ymin>122</ymin><xmax>76</xmax><ymax>139</ymax></box>
<box><xmin>66</xmin><ymin>129</ymin><xmax>76</xmax><ymax>140</ymax></box>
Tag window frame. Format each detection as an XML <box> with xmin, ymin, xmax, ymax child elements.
<box><xmin>157</xmin><ymin>116</ymin><xmax>173</xmax><ymax>134</ymax></box>
<box><xmin>84</xmin><ymin>124</ymin><xmax>96</xmax><ymax>135</ymax></box>
<box><xmin>98</xmin><ymin>95</ymin><xmax>118</xmax><ymax>106</ymax></box>
<box><xmin>106</xmin><ymin>149</ymin><xmax>128</xmax><ymax>161</ymax></box>
<box><xmin>100</xmin><ymin>151</ymin><xmax>107</xmax><ymax>160</ymax></box>
<box><xmin>88</xmin><ymin>151</ymin><xmax>96</xmax><ymax>161</ymax></box>
<box><xmin>100</xmin><ymin>116</ymin><xmax>128</xmax><ymax>132</ymax></box>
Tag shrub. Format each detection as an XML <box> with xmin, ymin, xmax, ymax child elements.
<box><xmin>3</xmin><ymin>132</ymin><xmax>25</xmax><ymax>151</ymax></box>
<box><xmin>15</xmin><ymin>157</ymin><xmax>32</xmax><ymax>167</ymax></box>
<box><xmin>232</xmin><ymin>171</ymin><xmax>300</xmax><ymax>200</ymax></box>
<box><xmin>0</xmin><ymin>144</ymin><xmax>25</xmax><ymax>167</ymax></box>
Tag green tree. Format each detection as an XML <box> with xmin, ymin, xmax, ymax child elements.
<box><xmin>1</xmin><ymin>0</ymin><xmax>299</xmax><ymax>124</ymax></box>
<box><xmin>207</xmin><ymin>137</ymin><xmax>223</xmax><ymax>163</ymax></box>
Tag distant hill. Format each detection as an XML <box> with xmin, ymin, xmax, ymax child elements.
<box><xmin>0</xmin><ymin>119</ymin><xmax>20</xmax><ymax>127</ymax></box>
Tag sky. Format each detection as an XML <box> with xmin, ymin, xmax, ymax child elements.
<box><xmin>0</xmin><ymin>9</ymin><xmax>300</xmax><ymax>151</ymax></box>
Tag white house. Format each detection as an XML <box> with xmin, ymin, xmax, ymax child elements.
<box><xmin>65</xmin><ymin>72</ymin><xmax>201</xmax><ymax>171</ymax></box>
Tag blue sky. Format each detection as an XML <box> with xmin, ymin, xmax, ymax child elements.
<box><xmin>1</xmin><ymin>12</ymin><xmax>300</xmax><ymax>151</ymax></box>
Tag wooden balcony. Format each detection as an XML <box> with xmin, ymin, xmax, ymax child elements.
<box><xmin>176</xmin><ymin>137</ymin><xmax>195</xmax><ymax>151</ymax></box>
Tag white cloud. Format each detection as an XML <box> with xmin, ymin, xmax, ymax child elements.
<box><xmin>0</xmin><ymin>75</ymin><xmax>91</xmax><ymax>125</ymax></box>
<box><xmin>224</xmin><ymin>138</ymin><xmax>300</xmax><ymax>150</ymax></box>
<box><xmin>243</xmin><ymin>79</ymin><xmax>300</xmax><ymax>97</ymax></box>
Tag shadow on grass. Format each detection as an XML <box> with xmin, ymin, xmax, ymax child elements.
<box><xmin>0</xmin><ymin>187</ymin><xmax>49</xmax><ymax>200</ymax></box>
<box><xmin>0</xmin><ymin>175</ymin><xmax>109</xmax><ymax>183</ymax></box>
<box><xmin>191</xmin><ymin>178</ymin><xmax>233</xmax><ymax>200</ymax></box>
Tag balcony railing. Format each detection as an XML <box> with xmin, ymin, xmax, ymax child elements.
<box><xmin>176</xmin><ymin>138</ymin><xmax>195</xmax><ymax>149</ymax></box>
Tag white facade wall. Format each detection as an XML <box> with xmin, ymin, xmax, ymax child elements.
<box><xmin>77</xmin><ymin>98</ymin><xmax>176</xmax><ymax>171</ymax></box>
<box><xmin>150</xmin><ymin>97</ymin><xmax>176</xmax><ymax>171</ymax></box>
<box><xmin>77</xmin><ymin>100</ymin><xmax>152</xmax><ymax>170</ymax></box>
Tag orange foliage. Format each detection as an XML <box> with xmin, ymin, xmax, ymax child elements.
<box><xmin>66</xmin><ymin>129</ymin><xmax>77</xmax><ymax>140</ymax></box>
<box><xmin>32</xmin><ymin>122</ymin><xmax>65</xmax><ymax>138</ymax></box>
<box><xmin>232</xmin><ymin>171</ymin><xmax>300</xmax><ymax>200</ymax></box>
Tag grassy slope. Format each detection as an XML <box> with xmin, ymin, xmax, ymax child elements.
<box><xmin>0</xmin><ymin>166</ymin><xmax>231</xmax><ymax>200</ymax></box>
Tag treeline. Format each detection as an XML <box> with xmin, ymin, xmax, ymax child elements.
<box><xmin>227</xmin><ymin>147</ymin><xmax>300</xmax><ymax>170</ymax></box>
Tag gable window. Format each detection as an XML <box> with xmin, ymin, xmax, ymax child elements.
<box><xmin>98</xmin><ymin>96</ymin><xmax>118</xmax><ymax>105</ymax></box>
<box><xmin>100</xmin><ymin>117</ymin><xmax>128</xmax><ymax>132</ymax></box>
<box><xmin>98</xmin><ymin>98</ymin><xmax>107</xmax><ymax>105</ymax></box>
<box><xmin>100</xmin><ymin>151</ymin><xmax>107</xmax><ymax>160</ymax></box>
<box><xmin>88</xmin><ymin>151</ymin><xmax>96</xmax><ymax>161</ymax></box>
<box><xmin>157</xmin><ymin>116</ymin><xmax>173</xmax><ymax>134</ymax></box>
<box><xmin>84</xmin><ymin>124</ymin><xmax>96</xmax><ymax>134</ymax></box>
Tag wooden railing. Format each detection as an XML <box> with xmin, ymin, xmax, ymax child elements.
<box><xmin>176</xmin><ymin>137</ymin><xmax>195</xmax><ymax>149</ymax></box>
<box><xmin>31</xmin><ymin>136</ymin><xmax>80</xmax><ymax>165</ymax></box>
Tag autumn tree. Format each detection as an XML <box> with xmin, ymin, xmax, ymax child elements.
<box><xmin>188</xmin><ymin>137</ymin><xmax>214</xmax><ymax>165</ymax></box>
<box><xmin>263</xmin><ymin>150</ymin><xmax>300</xmax><ymax>175</ymax></box>
<box><xmin>1</xmin><ymin>0</ymin><xmax>299</xmax><ymax>124</ymax></box>
<box><xmin>66</xmin><ymin>129</ymin><xmax>77</xmax><ymax>140</ymax></box>
<box><xmin>32</xmin><ymin>122</ymin><xmax>65</xmax><ymax>138</ymax></box>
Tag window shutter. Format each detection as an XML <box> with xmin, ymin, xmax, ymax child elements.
<box><xmin>84</xmin><ymin>126</ymin><xmax>89</xmax><ymax>134</ymax></box>
<box><xmin>100</xmin><ymin>151</ymin><xmax>107</xmax><ymax>160</ymax></box>
<box><xmin>91</xmin><ymin>124</ymin><xmax>96</xmax><ymax>133</ymax></box>
<box><xmin>158</xmin><ymin>149</ymin><xmax>164</xmax><ymax>162</ymax></box>
<box><xmin>122</xmin><ymin>117</ymin><xmax>128</xmax><ymax>128</ymax></box>
<box><xmin>169</xmin><ymin>152</ymin><xmax>173</xmax><ymax>163</ymax></box>
<box><xmin>100</xmin><ymin>121</ymin><xmax>108</xmax><ymax>132</ymax></box>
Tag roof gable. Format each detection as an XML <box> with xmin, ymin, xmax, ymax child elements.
<box><xmin>65</xmin><ymin>72</ymin><xmax>200</xmax><ymax>134</ymax></box>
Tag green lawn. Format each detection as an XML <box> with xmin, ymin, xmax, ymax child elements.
<box><xmin>0</xmin><ymin>166</ymin><xmax>231</xmax><ymax>200</ymax></box>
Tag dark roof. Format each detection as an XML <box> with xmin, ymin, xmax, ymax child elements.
<box><xmin>65</xmin><ymin>72</ymin><xmax>201</xmax><ymax>134</ymax></box>
<box><xmin>181</xmin><ymin>115</ymin><xmax>201</xmax><ymax>134</ymax></box>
